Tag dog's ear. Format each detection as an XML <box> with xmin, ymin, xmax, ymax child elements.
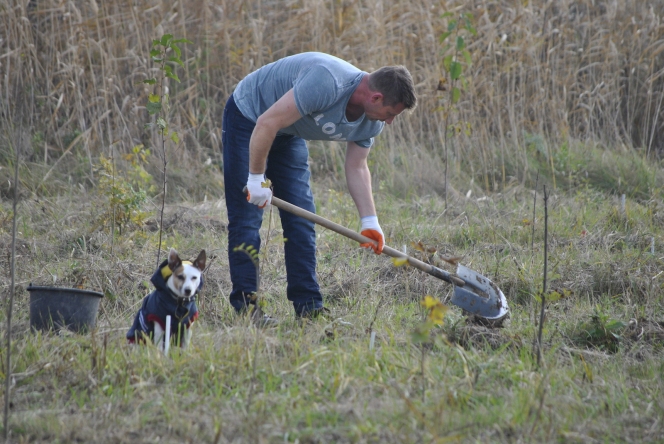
<box><xmin>193</xmin><ymin>249</ymin><xmax>206</xmax><ymax>271</ymax></box>
<box><xmin>168</xmin><ymin>248</ymin><xmax>182</xmax><ymax>271</ymax></box>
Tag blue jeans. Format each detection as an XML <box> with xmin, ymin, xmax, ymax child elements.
<box><xmin>222</xmin><ymin>94</ymin><xmax>323</xmax><ymax>315</ymax></box>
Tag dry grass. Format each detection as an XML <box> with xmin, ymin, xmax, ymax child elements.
<box><xmin>2</xmin><ymin>0</ymin><xmax>664</xmax><ymax>194</ymax></box>
<box><xmin>0</xmin><ymin>180</ymin><xmax>663</xmax><ymax>443</ymax></box>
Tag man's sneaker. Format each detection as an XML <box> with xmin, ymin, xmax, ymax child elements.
<box><xmin>296</xmin><ymin>307</ymin><xmax>331</xmax><ymax>324</ymax></box>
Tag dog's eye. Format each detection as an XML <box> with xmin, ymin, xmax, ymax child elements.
<box><xmin>191</xmin><ymin>276</ymin><xmax>198</xmax><ymax>281</ymax></box>
<box><xmin>177</xmin><ymin>274</ymin><xmax>185</xmax><ymax>281</ymax></box>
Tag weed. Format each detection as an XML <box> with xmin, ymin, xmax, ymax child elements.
<box><xmin>94</xmin><ymin>155</ymin><xmax>150</xmax><ymax>235</ymax></box>
<box><xmin>573</xmin><ymin>308</ymin><xmax>627</xmax><ymax>353</ymax></box>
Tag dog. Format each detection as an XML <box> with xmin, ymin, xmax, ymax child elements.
<box><xmin>127</xmin><ymin>248</ymin><xmax>206</xmax><ymax>350</ymax></box>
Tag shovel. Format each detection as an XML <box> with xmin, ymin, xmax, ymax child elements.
<box><xmin>269</xmin><ymin>195</ymin><xmax>509</xmax><ymax>322</ymax></box>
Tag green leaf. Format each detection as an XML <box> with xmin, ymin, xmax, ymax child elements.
<box><xmin>150</xmin><ymin>49</ymin><xmax>161</xmax><ymax>58</ymax></box>
<box><xmin>440</xmin><ymin>12</ymin><xmax>453</xmax><ymax>19</ymax></box>
<box><xmin>451</xmin><ymin>87</ymin><xmax>461</xmax><ymax>104</ymax></box>
<box><xmin>156</xmin><ymin>117</ymin><xmax>167</xmax><ymax>129</ymax></box>
<box><xmin>166</xmin><ymin>71</ymin><xmax>181</xmax><ymax>83</ymax></box>
<box><xmin>456</xmin><ymin>36</ymin><xmax>465</xmax><ymax>51</ymax></box>
<box><xmin>464</xmin><ymin>14</ymin><xmax>477</xmax><ymax>35</ymax></box>
<box><xmin>146</xmin><ymin>101</ymin><xmax>162</xmax><ymax>115</ymax></box>
<box><xmin>443</xmin><ymin>55</ymin><xmax>453</xmax><ymax>72</ymax></box>
<box><xmin>160</xmin><ymin>34</ymin><xmax>173</xmax><ymax>46</ymax></box>
<box><xmin>448</xmin><ymin>19</ymin><xmax>457</xmax><ymax>32</ymax></box>
<box><xmin>462</xmin><ymin>49</ymin><xmax>472</xmax><ymax>66</ymax></box>
<box><xmin>606</xmin><ymin>320</ymin><xmax>626</xmax><ymax>332</ymax></box>
<box><xmin>439</xmin><ymin>31</ymin><xmax>451</xmax><ymax>43</ymax></box>
<box><xmin>170</xmin><ymin>131</ymin><xmax>180</xmax><ymax>144</ymax></box>
<box><xmin>148</xmin><ymin>93</ymin><xmax>160</xmax><ymax>103</ymax></box>
<box><xmin>151</xmin><ymin>56</ymin><xmax>163</xmax><ymax>62</ymax></box>
<box><xmin>172</xmin><ymin>38</ymin><xmax>193</xmax><ymax>44</ymax></box>
<box><xmin>169</xmin><ymin>56</ymin><xmax>185</xmax><ymax>68</ymax></box>
<box><xmin>142</xmin><ymin>78</ymin><xmax>157</xmax><ymax>85</ymax></box>
<box><xmin>164</xmin><ymin>65</ymin><xmax>173</xmax><ymax>74</ymax></box>
<box><xmin>410</xmin><ymin>325</ymin><xmax>430</xmax><ymax>344</ymax></box>
<box><xmin>170</xmin><ymin>44</ymin><xmax>181</xmax><ymax>58</ymax></box>
<box><xmin>151</xmin><ymin>39</ymin><xmax>160</xmax><ymax>47</ymax></box>
<box><xmin>450</xmin><ymin>61</ymin><xmax>462</xmax><ymax>80</ymax></box>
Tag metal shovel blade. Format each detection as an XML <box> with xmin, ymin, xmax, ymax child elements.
<box><xmin>451</xmin><ymin>264</ymin><xmax>509</xmax><ymax>321</ymax></box>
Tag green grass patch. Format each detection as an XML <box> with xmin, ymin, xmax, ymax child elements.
<box><xmin>2</xmin><ymin>160</ymin><xmax>663</xmax><ymax>442</ymax></box>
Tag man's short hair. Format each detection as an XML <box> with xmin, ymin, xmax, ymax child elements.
<box><xmin>368</xmin><ymin>66</ymin><xmax>417</xmax><ymax>110</ymax></box>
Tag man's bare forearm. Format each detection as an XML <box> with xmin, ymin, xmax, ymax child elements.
<box><xmin>345</xmin><ymin>142</ymin><xmax>377</xmax><ymax>218</ymax></box>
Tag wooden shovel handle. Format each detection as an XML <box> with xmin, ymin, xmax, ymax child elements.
<box><xmin>270</xmin><ymin>196</ymin><xmax>465</xmax><ymax>287</ymax></box>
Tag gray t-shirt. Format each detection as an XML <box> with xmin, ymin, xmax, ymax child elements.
<box><xmin>233</xmin><ymin>52</ymin><xmax>384</xmax><ymax>148</ymax></box>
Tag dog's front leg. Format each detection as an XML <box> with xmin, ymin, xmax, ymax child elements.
<box><xmin>153</xmin><ymin>323</ymin><xmax>165</xmax><ymax>352</ymax></box>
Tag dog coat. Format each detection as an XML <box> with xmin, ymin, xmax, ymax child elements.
<box><xmin>126</xmin><ymin>259</ymin><xmax>201</xmax><ymax>344</ymax></box>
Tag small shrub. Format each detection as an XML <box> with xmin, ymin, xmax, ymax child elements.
<box><xmin>95</xmin><ymin>152</ymin><xmax>152</xmax><ymax>234</ymax></box>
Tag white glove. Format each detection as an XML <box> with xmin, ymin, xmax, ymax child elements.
<box><xmin>360</xmin><ymin>215</ymin><xmax>384</xmax><ymax>254</ymax></box>
<box><xmin>246</xmin><ymin>173</ymin><xmax>272</xmax><ymax>208</ymax></box>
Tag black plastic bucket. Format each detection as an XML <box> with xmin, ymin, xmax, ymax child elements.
<box><xmin>27</xmin><ymin>285</ymin><xmax>103</xmax><ymax>333</ymax></box>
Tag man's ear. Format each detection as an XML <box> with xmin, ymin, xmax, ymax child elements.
<box><xmin>369</xmin><ymin>92</ymin><xmax>384</xmax><ymax>104</ymax></box>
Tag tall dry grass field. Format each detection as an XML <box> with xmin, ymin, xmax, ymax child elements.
<box><xmin>2</xmin><ymin>0</ymin><xmax>664</xmax><ymax>194</ymax></box>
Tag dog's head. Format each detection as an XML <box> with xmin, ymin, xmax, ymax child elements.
<box><xmin>166</xmin><ymin>248</ymin><xmax>206</xmax><ymax>299</ymax></box>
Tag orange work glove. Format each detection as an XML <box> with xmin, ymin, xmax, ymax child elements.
<box><xmin>246</xmin><ymin>173</ymin><xmax>272</xmax><ymax>208</ymax></box>
<box><xmin>360</xmin><ymin>215</ymin><xmax>384</xmax><ymax>254</ymax></box>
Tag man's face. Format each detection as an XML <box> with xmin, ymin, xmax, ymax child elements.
<box><xmin>365</xmin><ymin>94</ymin><xmax>406</xmax><ymax>124</ymax></box>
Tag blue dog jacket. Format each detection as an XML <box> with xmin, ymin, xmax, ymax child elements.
<box><xmin>127</xmin><ymin>259</ymin><xmax>202</xmax><ymax>344</ymax></box>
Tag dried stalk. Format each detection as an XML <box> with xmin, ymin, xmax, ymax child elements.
<box><xmin>536</xmin><ymin>185</ymin><xmax>549</xmax><ymax>368</ymax></box>
<box><xmin>3</xmin><ymin>133</ymin><xmax>19</xmax><ymax>443</ymax></box>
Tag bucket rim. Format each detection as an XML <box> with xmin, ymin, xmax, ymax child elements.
<box><xmin>27</xmin><ymin>285</ymin><xmax>104</xmax><ymax>299</ymax></box>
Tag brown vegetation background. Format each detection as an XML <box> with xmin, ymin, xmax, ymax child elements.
<box><xmin>1</xmin><ymin>0</ymin><xmax>664</xmax><ymax>194</ymax></box>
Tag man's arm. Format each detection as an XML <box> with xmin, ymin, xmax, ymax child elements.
<box><xmin>345</xmin><ymin>141</ymin><xmax>384</xmax><ymax>254</ymax></box>
<box><xmin>345</xmin><ymin>141</ymin><xmax>376</xmax><ymax>217</ymax></box>
<box><xmin>249</xmin><ymin>88</ymin><xmax>302</xmax><ymax>174</ymax></box>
